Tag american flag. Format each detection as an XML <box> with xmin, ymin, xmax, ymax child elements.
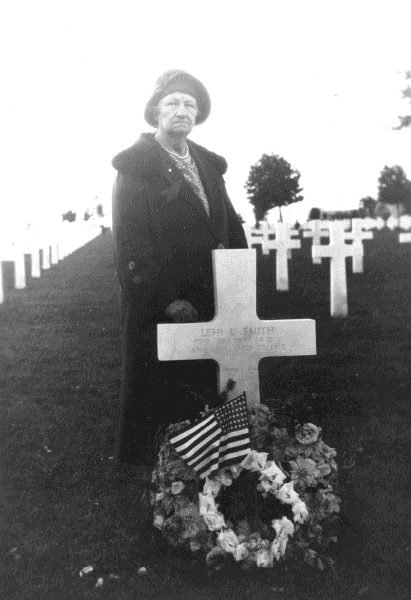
<box><xmin>169</xmin><ymin>392</ymin><xmax>250</xmax><ymax>479</ymax></box>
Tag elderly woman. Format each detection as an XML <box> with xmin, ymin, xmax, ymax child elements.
<box><xmin>111</xmin><ymin>70</ymin><xmax>248</xmax><ymax>477</ymax></box>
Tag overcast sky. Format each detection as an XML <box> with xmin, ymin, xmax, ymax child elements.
<box><xmin>2</xmin><ymin>0</ymin><xmax>410</xmax><ymax>237</ymax></box>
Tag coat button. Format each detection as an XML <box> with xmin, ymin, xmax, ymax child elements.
<box><xmin>128</xmin><ymin>261</ymin><xmax>135</xmax><ymax>270</ymax></box>
<box><xmin>132</xmin><ymin>275</ymin><xmax>143</xmax><ymax>285</ymax></box>
<box><xmin>217</xmin><ymin>243</ymin><xmax>225</xmax><ymax>249</ymax></box>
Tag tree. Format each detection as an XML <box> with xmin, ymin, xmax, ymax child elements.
<box><xmin>245</xmin><ymin>153</ymin><xmax>303</xmax><ymax>225</ymax></box>
<box><xmin>62</xmin><ymin>210</ymin><xmax>76</xmax><ymax>222</ymax></box>
<box><xmin>96</xmin><ymin>203</ymin><xmax>104</xmax><ymax>218</ymax></box>
<box><xmin>393</xmin><ymin>70</ymin><xmax>411</xmax><ymax>130</ymax></box>
<box><xmin>84</xmin><ymin>209</ymin><xmax>92</xmax><ymax>221</ymax></box>
<box><xmin>308</xmin><ymin>207</ymin><xmax>321</xmax><ymax>220</ymax></box>
<box><xmin>377</xmin><ymin>165</ymin><xmax>411</xmax><ymax>225</ymax></box>
<box><xmin>358</xmin><ymin>196</ymin><xmax>377</xmax><ymax>218</ymax></box>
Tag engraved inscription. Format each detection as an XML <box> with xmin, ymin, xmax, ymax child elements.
<box><xmin>191</xmin><ymin>324</ymin><xmax>296</xmax><ymax>356</ymax></box>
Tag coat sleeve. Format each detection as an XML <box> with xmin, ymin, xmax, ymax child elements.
<box><xmin>112</xmin><ymin>172</ymin><xmax>179</xmax><ymax>324</ymax></box>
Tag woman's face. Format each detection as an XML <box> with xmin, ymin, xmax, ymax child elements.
<box><xmin>156</xmin><ymin>92</ymin><xmax>198</xmax><ymax>136</ymax></box>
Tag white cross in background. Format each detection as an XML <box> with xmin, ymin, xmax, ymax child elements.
<box><xmin>399</xmin><ymin>232</ymin><xmax>411</xmax><ymax>243</ymax></box>
<box><xmin>399</xmin><ymin>215</ymin><xmax>411</xmax><ymax>231</ymax></box>
<box><xmin>263</xmin><ymin>222</ymin><xmax>301</xmax><ymax>291</ymax></box>
<box><xmin>26</xmin><ymin>226</ymin><xmax>41</xmax><ymax>278</ymax></box>
<box><xmin>157</xmin><ymin>249</ymin><xmax>316</xmax><ymax>406</ymax></box>
<box><xmin>301</xmin><ymin>220</ymin><xmax>330</xmax><ymax>264</ymax></box>
<box><xmin>0</xmin><ymin>243</ymin><xmax>26</xmax><ymax>290</ymax></box>
<box><xmin>344</xmin><ymin>219</ymin><xmax>373</xmax><ymax>273</ymax></box>
<box><xmin>362</xmin><ymin>217</ymin><xmax>385</xmax><ymax>231</ymax></box>
<box><xmin>312</xmin><ymin>221</ymin><xmax>363</xmax><ymax>317</ymax></box>
<box><xmin>242</xmin><ymin>221</ymin><xmax>271</xmax><ymax>250</ymax></box>
<box><xmin>386</xmin><ymin>215</ymin><xmax>402</xmax><ymax>231</ymax></box>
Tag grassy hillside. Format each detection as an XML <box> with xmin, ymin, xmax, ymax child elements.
<box><xmin>1</xmin><ymin>231</ymin><xmax>410</xmax><ymax>599</ymax></box>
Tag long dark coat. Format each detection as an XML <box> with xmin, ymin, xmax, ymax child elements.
<box><xmin>111</xmin><ymin>132</ymin><xmax>248</xmax><ymax>466</ymax></box>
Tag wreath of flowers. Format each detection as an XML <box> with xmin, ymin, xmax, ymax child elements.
<box><xmin>151</xmin><ymin>402</ymin><xmax>341</xmax><ymax>571</ymax></box>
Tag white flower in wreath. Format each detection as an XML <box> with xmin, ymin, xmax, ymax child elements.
<box><xmin>233</xmin><ymin>543</ymin><xmax>249</xmax><ymax>562</ymax></box>
<box><xmin>153</xmin><ymin>514</ymin><xmax>165</xmax><ymax>529</ymax></box>
<box><xmin>203</xmin><ymin>512</ymin><xmax>226</xmax><ymax>531</ymax></box>
<box><xmin>219</xmin><ymin>472</ymin><xmax>233</xmax><ymax>487</ymax></box>
<box><xmin>276</xmin><ymin>480</ymin><xmax>301</xmax><ymax>505</ymax></box>
<box><xmin>256</xmin><ymin>548</ymin><xmax>274</xmax><ymax>568</ymax></box>
<box><xmin>229</xmin><ymin>464</ymin><xmax>243</xmax><ymax>479</ymax></box>
<box><xmin>217</xmin><ymin>528</ymin><xmax>239</xmax><ymax>553</ymax></box>
<box><xmin>171</xmin><ymin>481</ymin><xmax>185</xmax><ymax>495</ymax></box>
<box><xmin>259</xmin><ymin>479</ymin><xmax>273</xmax><ymax>493</ymax></box>
<box><xmin>203</xmin><ymin>477</ymin><xmax>223</xmax><ymax>497</ymax></box>
<box><xmin>271</xmin><ymin>517</ymin><xmax>295</xmax><ymax>560</ymax></box>
<box><xmin>292</xmin><ymin>500</ymin><xmax>309</xmax><ymax>523</ymax></box>
<box><xmin>199</xmin><ymin>493</ymin><xmax>226</xmax><ymax>530</ymax></box>
<box><xmin>260</xmin><ymin>461</ymin><xmax>287</xmax><ymax>487</ymax></box>
<box><xmin>241</xmin><ymin>450</ymin><xmax>268</xmax><ymax>472</ymax></box>
<box><xmin>199</xmin><ymin>493</ymin><xmax>216</xmax><ymax>514</ymax></box>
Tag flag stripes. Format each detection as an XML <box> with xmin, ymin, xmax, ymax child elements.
<box><xmin>169</xmin><ymin>392</ymin><xmax>250</xmax><ymax>479</ymax></box>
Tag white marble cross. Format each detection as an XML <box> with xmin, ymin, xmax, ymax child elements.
<box><xmin>157</xmin><ymin>249</ymin><xmax>316</xmax><ymax>406</ymax></box>
<box><xmin>345</xmin><ymin>219</ymin><xmax>373</xmax><ymax>273</ymax></box>
<box><xmin>30</xmin><ymin>248</ymin><xmax>41</xmax><ymax>278</ymax></box>
<box><xmin>312</xmin><ymin>221</ymin><xmax>363</xmax><ymax>317</ymax></box>
<box><xmin>25</xmin><ymin>233</ymin><xmax>41</xmax><ymax>278</ymax></box>
<box><xmin>301</xmin><ymin>220</ymin><xmax>330</xmax><ymax>264</ymax></box>
<box><xmin>399</xmin><ymin>232</ymin><xmax>411</xmax><ymax>243</ymax></box>
<box><xmin>264</xmin><ymin>222</ymin><xmax>301</xmax><ymax>291</ymax></box>
<box><xmin>242</xmin><ymin>222</ymin><xmax>271</xmax><ymax>252</ymax></box>
<box><xmin>42</xmin><ymin>245</ymin><xmax>51</xmax><ymax>270</ymax></box>
<box><xmin>362</xmin><ymin>217</ymin><xmax>385</xmax><ymax>231</ymax></box>
<box><xmin>386</xmin><ymin>215</ymin><xmax>403</xmax><ymax>231</ymax></box>
<box><xmin>400</xmin><ymin>215</ymin><xmax>411</xmax><ymax>231</ymax></box>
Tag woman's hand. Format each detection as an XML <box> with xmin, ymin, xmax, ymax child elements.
<box><xmin>165</xmin><ymin>300</ymin><xmax>199</xmax><ymax>323</ymax></box>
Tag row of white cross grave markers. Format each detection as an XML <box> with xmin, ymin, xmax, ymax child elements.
<box><xmin>0</xmin><ymin>222</ymin><xmax>103</xmax><ymax>304</ymax></box>
<box><xmin>242</xmin><ymin>218</ymin><xmax>411</xmax><ymax>317</ymax></box>
<box><xmin>157</xmin><ymin>220</ymin><xmax>409</xmax><ymax>406</ymax></box>
<box><xmin>1</xmin><ymin>216</ymin><xmax>408</xmax><ymax>408</ymax></box>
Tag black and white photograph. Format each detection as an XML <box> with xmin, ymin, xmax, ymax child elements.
<box><xmin>1</xmin><ymin>2</ymin><xmax>411</xmax><ymax>599</ymax></box>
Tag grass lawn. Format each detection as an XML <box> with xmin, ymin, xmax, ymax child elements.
<box><xmin>1</xmin><ymin>230</ymin><xmax>411</xmax><ymax>599</ymax></box>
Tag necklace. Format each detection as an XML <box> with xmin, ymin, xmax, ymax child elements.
<box><xmin>160</xmin><ymin>142</ymin><xmax>189</xmax><ymax>160</ymax></box>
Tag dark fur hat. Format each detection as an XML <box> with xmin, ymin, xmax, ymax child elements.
<box><xmin>144</xmin><ymin>69</ymin><xmax>211</xmax><ymax>128</ymax></box>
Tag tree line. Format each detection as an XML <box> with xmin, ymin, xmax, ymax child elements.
<box><xmin>308</xmin><ymin>165</ymin><xmax>411</xmax><ymax>222</ymax></box>
<box><xmin>244</xmin><ymin>154</ymin><xmax>411</xmax><ymax>226</ymax></box>
<box><xmin>244</xmin><ymin>69</ymin><xmax>411</xmax><ymax>226</ymax></box>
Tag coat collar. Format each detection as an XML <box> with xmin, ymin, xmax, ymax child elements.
<box><xmin>112</xmin><ymin>132</ymin><xmax>228</xmax><ymax>178</ymax></box>
<box><xmin>112</xmin><ymin>133</ymin><xmax>227</xmax><ymax>242</ymax></box>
